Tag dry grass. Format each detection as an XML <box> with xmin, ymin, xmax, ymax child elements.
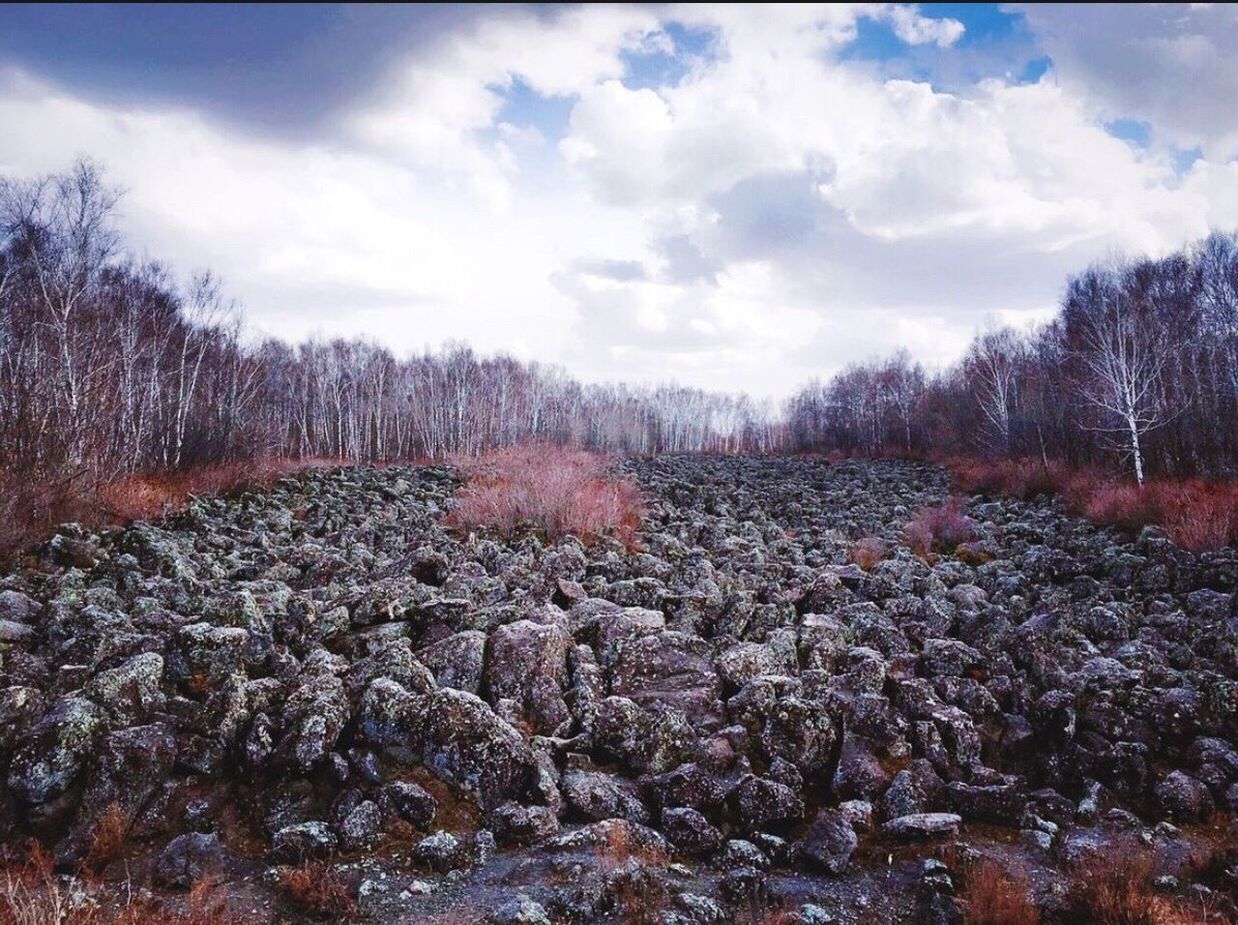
<box><xmin>82</xmin><ymin>805</ymin><xmax>132</xmax><ymax>875</ymax></box>
<box><xmin>1068</xmin><ymin>841</ymin><xmax>1160</xmax><ymax>925</ymax></box>
<box><xmin>905</xmin><ymin>497</ymin><xmax>976</xmax><ymax>558</ymax></box>
<box><xmin>594</xmin><ymin>823</ymin><xmax>669</xmax><ymax>925</ymax></box>
<box><xmin>450</xmin><ymin>444</ymin><xmax>644</xmax><ymax>547</ymax></box>
<box><xmin>1</xmin><ymin>840</ymin><xmax>249</xmax><ymax>925</ymax></box>
<box><xmin>959</xmin><ymin>858</ymin><xmax>1038</xmax><ymax>925</ymax></box>
<box><xmin>945</xmin><ymin>456</ymin><xmax>1238</xmax><ymax>552</ymax></box>
<box><xmin>848</xmin><ymin>535</ymin><xmax>888</xmax><ymax>571</ymax></box>
<box><xmin>275</xmin><ymin>861</ymin><xmax>354</xmax><ymax>919</ymax></box>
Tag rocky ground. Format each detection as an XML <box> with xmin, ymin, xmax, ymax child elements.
<box><xmin>0</xmin><ymin>456</ymin><xmax>1234</xmax><ymax>924</ymax></box>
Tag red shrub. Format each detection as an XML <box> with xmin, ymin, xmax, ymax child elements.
<box><xmin>450</xmin><ymin>444</ymin><xmax>644</xmax><ymax>546</ymax></box>
<box><xmin>960</xmin><ymin>858</ymin><xmax>1038</xmax><ymax>925</ymax></box>
<box><xmin>1068</xmin><ymin>841</ymin><xmax>1159</xmax><ymax>925</ymax></box>
<box><xmin>906</xmin><ymin>498</ymin><xmax>975</xmax><ymax>558</ymax></box>
<box><xmin>942</xmin><ymin>456</ymin><xmax>1238</xmax><ymax>552</ymax></box>
<box><xmin>276</xmin><ymin>861</ymin><xmax>354</xmax><ymax>917</ymax></box>
<box><xmin>848</xmin><ymin>536</ymin><xmax>888</xmax><ymax>570</ymax></box>
<box><xmin>0</xmin><ymin>456</ymin><xmax>342</xmax><ymax>564</ymax></box>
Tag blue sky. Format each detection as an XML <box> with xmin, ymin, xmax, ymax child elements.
<box><xmin>0</xmin><ymin>3</ymin><xmax>1233</xmax><ymax>396</ymax></box>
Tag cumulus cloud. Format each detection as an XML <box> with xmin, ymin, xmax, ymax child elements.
<box><xmin>0</xmin><ymin>4</ymin><xmax>1233</xmax><ymax>398</ymax></box>
<box><xmin>1017</xmin><ymin>3</ymin><xmax>1238</xmax><ymax>159</ymax></box>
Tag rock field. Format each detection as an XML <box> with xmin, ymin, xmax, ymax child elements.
<box><xmin>0</xmin><ymin>456</ymin><xmax>1234</xmax><ymax>923</ymax></box>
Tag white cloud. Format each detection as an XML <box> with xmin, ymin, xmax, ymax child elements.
<box><xmin>1017</xmin><ymin>3</ymin><xmax>1238</xmax><ymax>159</ymax></box>
<box><xmin>0</xmin><ymin>4</ymin><xmax>1234</xmax><ymax>400</ymax></box>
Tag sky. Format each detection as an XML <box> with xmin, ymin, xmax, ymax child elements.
<box><xmin>1</xmin><ymin>3</ymin><xmax>1235</xmax><ymax>398</ymax></box>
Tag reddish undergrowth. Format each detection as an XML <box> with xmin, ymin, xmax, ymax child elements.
<box><xmin>450</xmin><ymin>444</ymin><xmax>644</xmax><ymax>547</ymax></box>
<box><xmin>944</xmin><ymin>456</ymin><xmax>1238</xmax><ymax>552</ymax></box>
<box><xmin>275</xmin><ymin>861</ymin><xmax>354</xmax><ymax>918</ymax></box>
<box><xmin>848</xmin><ymin>536</ymin><xmax>888</xmax><ymax>570</ymax></box>
<box><xmin>1</xmin><ymin>840</ymin><xmax>245</xmax><ymax>925</ymax></box>
<box><xmin>906</xmin><ymin>497</ymin><xmax>976</xmax><ymax>559</ymax></box>
<box><xmin>959</xmin><ymin>858</ymin><xmax>1039</xmax><ymax>925</ymax></box>
<box><xmin>0</xmin><ymin>457</ymin><xmax>343</xmax><ymax>564</ymax></box>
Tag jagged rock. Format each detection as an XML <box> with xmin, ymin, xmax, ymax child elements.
<box><xmin>561</xmin><ymin>769</ymin><xmax>649</xmax><ymax>824</ymax></box>
<box><xmin>881</xmin><ymin>812</ymin><xmax>962</xmax><ymax>840</ymax></box>
<box><xmin>0</xmin><ymin>455</ymin><xmax>1232</xmax><ymax>914</ymax></box>
<box><xmin>610</xmin><ymin>630</ymin><xmax>722</xmax><ymax>721</ymax></box>
<box><xmin>489</xmin><ymin>896</ymin><xmax>552</xmax><ymax>925</ymax></box>
<box><xmin>486</xmin><ymin>618</ymin><xmax>571</xmax><ymax>734</ymax></box>
<box><xmin>413</xmin><ymin>830</ymin><xmax>464</xmax><ymax>871</ymax></box>
<box><xmin>417</xmin><ymin>688</ymin><xmax>538</xmax><ymax>808</ymax></box>
<box><xmin>661</xmin><ymin>806</ymin><xmax>725</xmax><ymax>856</ymax></box>
<box><xmin>801</xmin><ymin>808</ymin><xmax>857</xmax><ymax>874</ymax></box>
<box><xmin>732</xmin><ymin>774</ymin><xmax>804</xmax><ymax>827</ymax></box>
<box><xmin>337</xmin><ymin>799</ymin><xmax>384</xmax><ymax>850</ymax></box>
<box><xmin>418</xmin><ymin>630</ymin><xmax>487</xmax><ymax>694</ymax></box>
<box><xmin>379</xmin><ymin>780</ymin><xmax>438</xmax><ymax>828</ymax></box>
<box><xmin>153</xmin><ymin>832</ymin><xmax>226</xmax><ymax>888</ymax></box>
<box><xmin>271</xmin><ymin>821</ymin><xmax>338</xmax><ymax>860</ymax></box>
<box><xmin>761</xmin><ymin>697</ymin><xmax>838</xmax><ymax>776</ymax></box>
<box><xmin>1154</xmin><ymin>771</ymin><xmax>1214</xmax><ymax>821</ymax></box>
<box><xmin>8</xmin><ymin>696</ymin><xmax>106</xmax><ymax>820</ymax></box>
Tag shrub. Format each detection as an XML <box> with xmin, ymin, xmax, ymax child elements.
<box><xmin>906</xmin><ymin>498</ymin><xmax>975</xmax><ymax>558</ymax></box>
<box><xmin>960</xmin><ymin>858</ymin><xmax>1038</xmax><ymax>925</ymax></box>
<box><xmin>1068</xmin><ymin>841</ymin><xmax>1159</xmax><ymax>925</ymax></box>
<box><xmin>0</xmin><ymin>457</ymin><xmax>339</xmax><ymax>565</ymax></box>
<box><xmin>450</xmin><ymin>444</ymin><xmax>644</xmax><ymax>546</ymax></box>
<box><xmin>942</xmin><ymin>456</ymin><xmax>1238</xmax><ymax>552</ymax></box>
<box><xmin>2</xmin><ymin>841</ymin><xmax>244</xmax><ymax>925</ymax></box>
<box><xmin>848</xmin><ymin>536</ymin><xmax>887</xmax><ymax>570</ymax></box>
<box><xmin>276</xmin><ymin>861</ymin><xmax>354</xmax><ymax>918</ymax></box>
<box><xmin>83</xmin><ymin>804</ymin><xmax>131</xmax><ymax>875</ymax></box>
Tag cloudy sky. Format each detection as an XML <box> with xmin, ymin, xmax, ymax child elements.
<box><xmin>1</xmin><ymin>3</ymin><xmax>1234</xmax><ymax>397</ymax></box>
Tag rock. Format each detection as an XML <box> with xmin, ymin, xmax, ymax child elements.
<box><xmin>488</xmin><ymin>801</ymin><xmax>560</xmax><ymax>845</ymax></box>
<box><xmin>1154</xmin><ymin>771</ymin><xmax>1214</xmax><ymax>822</ymax></box>
<box><xmin>717</xmin><ymin>637</ymin><xmax>797</xmax><ymax>692</ymax></box>
<box><xmin>661</xmin><ymin>807</ymin><xmax>725</xmax><ymax>856</ymax></box>
<box><xmin>489</xmin><ymin>896</ymin><xmax>551</xmax><ymax>925</ymax></box>
<box><xmin>594</xmin><ymin>697</ymin><xmax>696</xmax><ymax>775</ymax></box>
<box><xmin>418</xmin><ymin>630</ymin><xmax>487</xmax><ymax>694</ymax></box>
<box><xmin>642</xmin><ymin>762</ymin><xmax>729</xmax><ymax>812</ymax></box>
<box><xmin>277</xmin><ymin>665</ymin><xmax>350</xmax><ymax>773</ymax></box>
<box><xmin>561</xmin><ymin>769</ymin><xmax>649</xmax><ymax>824</ymax></box>
<box><xmin>881</xmin><ymin>813</ymin><xmax>962</xmax><ymax>841</ymax></box>
<box><xmin>153</xmin><ymin>832</ymin><xmax>225</xmax><ymax>888</ymax></box>
<box><xmin>167</xmin><ymin>623</ymin><xmax>249</xmax><ymax>684</ymax></box>
<box><xmin>413</xmin><ymin>831</ymin><xmax>464</xmax><ymax>872</ymax></box>
<box><xmin>84</xmin><ymin>653</ymin><xmax>166</xmax><ymax>726</ymax></box>
<box><xmin>879</xmin><ymin>761</ymin><xmax>945</xmax><ymax>821</ymax></box>
<box><xmin>761</xmin><ymin>697</ymin><xmax>838</xmax><ymax>776</ymax></box>
<box><xmin>379</xmin><ymin>780</ymin><xmax>438</xmax><ymax>829</ymax></box>
<box><xmin>832</xmin><ymin>733</ymin><xmax>892</xmax><ymax>801</ymax></box>
<box><xmin>732</xmin><ymin>774</ymin><xmax>804</xmax><ymax>827</ymax></box>
<box><xmin>0</xmin><ymin>590</ymin><xmax>38</xmax><ymax>622</ymax></box>
<box><xmin>486</xmin><ymin>618</ymin><xmax>571</xmax><ymax>734</ymax></box>
<box><xmin>802</xmin><ymin>808</ymin><xmax>857</xmax><ymax>874</ymax></box>
<box><xmin>337</xmin><ymin>799</ymin><xmax>384</xmax><ymax>850</ymax></box>
<box><xmin>8</xmin><ymin>696</ymin><xmax>106</xmax><ymax>818</ymax></box>
<box><xmin>610</xmin><ymin>631</ymin><xmax>721</xmax><ymax>720</ymax></box>
<box><xmin>416</xmin><ymin>688</ymin><xmax>538</xmax><ymax>808</ymax></box>
<box><xmin>946</xmin><ymin>780</ymin><xmax>1026</xmax><ymax>824</ymax></box>
<box><xmin>271</xmin><ymin>821</ymin><xmax>337</xmax><ymax>860</ymax></box>
<box><xmin>0</xmin><ymin>619</ymin><xmax>34</xmax><ymax>643</ymax></box>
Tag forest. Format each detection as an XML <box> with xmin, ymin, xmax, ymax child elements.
<box><xmin>1</xmin><ymin>160</ymin><xmax>1236</xmax><ymax>548</ymax></box>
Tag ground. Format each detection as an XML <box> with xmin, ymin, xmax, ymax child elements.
<box><xmin>0</xmin><ymin>456</ymin><xmax>1234</xmax><ymax>924</ymax></box>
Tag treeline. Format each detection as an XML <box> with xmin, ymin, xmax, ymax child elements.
<box><xmin>3</xmin><ymin>157</ymin><xmax>1236</xmax><ymax>542</ymax></box>
<box><xmin>788</xmin><ymin>236</ymin><xmax>1238</xmax><ymax>484</ymax></box>
<box><xmin>0</xmin><ymin>161</ymin><xmax>778</xmax><ymax>509</ymax></box>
